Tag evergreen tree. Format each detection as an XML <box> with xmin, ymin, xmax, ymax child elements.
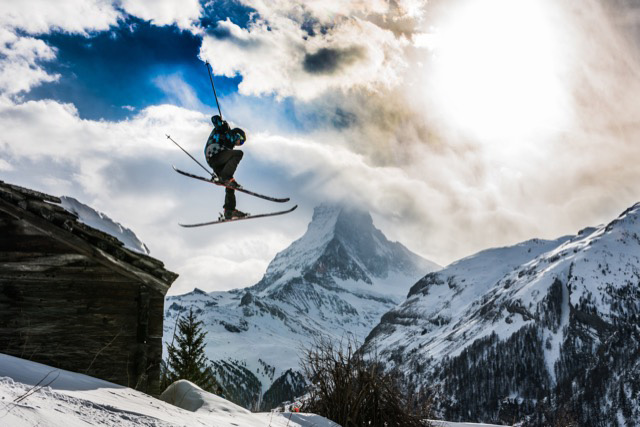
<box><xmin>163</xmin><ymin>308</ymin><xmax>222</xmax><ymax>394</ymax></box>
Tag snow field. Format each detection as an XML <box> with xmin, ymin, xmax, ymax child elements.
<box><xmin>0</xmin><ymin>353</ymin><xmax>339</xmax><ymax>427</ymax></box>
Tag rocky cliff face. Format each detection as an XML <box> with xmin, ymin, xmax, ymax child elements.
<box><xmin>363</xmin><ymin>204</ymin><xmax>640</xmax><ymax>426</ymax></box>
<box><xmin>164</xmin><ymin>204</ymin><xmax>439</xmax><ymax>410</ymax></box>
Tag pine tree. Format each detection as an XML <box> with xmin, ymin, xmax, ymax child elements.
<box><xmin>164</xmin><ymin>308</ymin><xmax>222</xmax><ymax>394</ymax></box>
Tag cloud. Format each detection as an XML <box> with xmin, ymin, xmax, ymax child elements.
<box><xmin>4</xmin><ymin>0</ymin><xmax>640</xmax><ymax>294</ymax></box>
<box><xmin>120</xmin><ymin>0</ymin><xmax>202</xmax><ymax>30</ymax></box>
<box><xmin>0</xmin><ymin>0</ymin><xmax>199</xmax><ymax>35</ymax></box>
<box><xmin>195</xmin><ymin>0</ymin><xmax>640</xmax><ymax>268</ymax></box>
<box><xmin>0</xmin><ymin>0</ymin><xmax>120</xmax><ymax>35</ymax></box>
<box><xmin>0</xmin><ymin>0</ymin><xmax>120</xmax><ymax>97</ymax></box>
<box><xmin>200</xmin><ymin>2</ymin><xmax>411</xmax><ymax>100</ymax></box>
<box><xmin>302</xmin><ymin>46</ymin><xmax>365</xmax><ymax>74</ymax></box>
<box><xmin>0</xmin><ymin>158</ymin><xmax>13</xmax><ymax>172</ymax></box>
<box><xmin>0</xmin><ymin>29</ymin><xmax>59</xmax><ymax>95</ymax></box>
<box><xmin>154</xmin><ymin>73</ymin><xmax>209</xmax><ymax>112</ymax></box>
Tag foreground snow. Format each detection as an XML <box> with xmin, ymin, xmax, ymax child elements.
<box><xmin>0</xmin><ymin>353</ymin><xmax>338</xmax><ymax>427</ymax></box>
<box><xmin>0</xmin><ymin>353</ymin><xmax>509</xmax><ymax>427</ymax></box>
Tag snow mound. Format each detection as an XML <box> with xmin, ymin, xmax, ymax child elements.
<box><xmin>159</xmin><ymin>379</ymin><xmax>250</xmax><ymax>414</ymax></box>
<box><xmin>59</xmin><ymin>196</ymin><xmax>150</xmax><ymax>255</ymax></box>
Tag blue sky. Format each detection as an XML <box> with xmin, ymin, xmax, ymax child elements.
<box><xmin>22</xmin><ymin>2</ymin><xmax>309</xmax><ymax>132</ymax></box>
<box><xmin>26</xmin><ymin>13</ymin><xmax>243</xmax><ymax>121</ymax></box>
<box><xmin>2</xmin><ymin>0</ymin><xmax>640</xmax><ymax>295</ymax></box>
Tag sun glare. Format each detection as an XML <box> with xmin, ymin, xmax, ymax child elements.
<box><xmin>429</xmin><ymin>0</ymin><xmax>571</xmax><ymax>143</ymax></box>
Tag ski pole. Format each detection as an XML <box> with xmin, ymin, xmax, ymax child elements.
<box><xmin>166</xmin><ymin>134</ymin><xmax>213</xmax><ymax>177</ymax></box>
<box><xmin>205</xmin><ymin>61</ymin><xmax>222</xmax><ymax>118</ymax></box>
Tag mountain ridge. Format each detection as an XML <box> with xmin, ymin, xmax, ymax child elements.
<box><xmin>363</xmin><ymin>202</ymin><xmax>640</xmax><ymax>425</ymax></box>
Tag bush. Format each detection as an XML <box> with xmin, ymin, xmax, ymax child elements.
<box><xmin>301</xmin><ymin>337</ymin><xmax>431</xmax><ymax>427</ymax></box>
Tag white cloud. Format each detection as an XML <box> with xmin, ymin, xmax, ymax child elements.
<box><xmin>4</xmin><ymin>75</ymin><xmax>640</xmax><ymax>294</ymax></box>
<box><xmin>0</xmin><ymin>0</ymin><xmax>120</xmax><ymax>97</ymax></box>
<box><xmin>246</xmin><ymin>103</ymin><xmax>640</xmax><ymax>265</ymax></box>
<box><xmin>3</xmin><ymin>0</ymin><xmax>640</xmax><ymax>295</ymax></box>
<box><xmin>0</xmin><ymin>0</ymin><xmax>204</xmax><ymax>36</ymax></box>
<box><xmin>120</xmin><ymin>0</ymin><xmax>202</xmax><ymax>30</ymax></box>
<box><xmin>0</xmin><ymin>158</ymin><xmax>13</xmax><ymax>172</ymax></box>
<box><xmin>200</xmin><ymin>2</ymin><xmax>411</xmax><ymax>100</ymax></box>
<box><xmin>154</xmin><ymin>74</ymin><xmax>209</xmax><ymax>112</ymax></box>
<box><xmin>196</xmin><ymin>0</ymin><xmax>640</xmax><ymax>269</ymax></box>
<box><xmin>0</xmin><ymin>0</ymin><xmax>120</xmax><ymax>35</ymax></box>
<box><xmin>0</xmin><ymin>29</ymin><xmax>59</xmax><ymax>95</ymax></box>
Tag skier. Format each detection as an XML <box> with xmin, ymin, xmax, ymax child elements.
<box><xmin>167</xmin><ymin>61</ymin><xmax>296</xmax><ymax>227</ymax></box>
<box><xmin>204</xmin><ymin>115</ymin><xmax>248</xmax><ymax>220</ymax></box>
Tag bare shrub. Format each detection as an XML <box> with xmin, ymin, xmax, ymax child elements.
<box><xmin>301</xmin><ymin>336</ymin><xmax>431</xmax><ymax>427</ymax></box>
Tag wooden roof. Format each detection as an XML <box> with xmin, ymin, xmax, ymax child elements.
<box><xmin>0</xmin><ymin>180</ymin><xmax>178</xmax><ymax>294</ymax></box>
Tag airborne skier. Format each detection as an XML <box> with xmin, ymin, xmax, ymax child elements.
<box><xmin>204</xmin><ymin>115</ymin><xmax>248</xmax><ymax>220</ymax></box>
<box><xmin>167</xmin><ymin>60</ymin><xmax>297</xmax><ymax>227</ymax></box>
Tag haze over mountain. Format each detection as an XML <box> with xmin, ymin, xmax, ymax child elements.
<box><xmin>164</xmin><ymin>204</ymin><xmax>440</xmax><ymax>409</ymax></box>
<box><xmin>363</xmin><ymin>203</ymin><xmax>640</xmax><ymax>426</ymax></box>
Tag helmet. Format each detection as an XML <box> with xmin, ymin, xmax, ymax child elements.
<box><xmin>232</xmin><ymin>128</ymin><xmax>246</xmax><ymax>146</ymax></box>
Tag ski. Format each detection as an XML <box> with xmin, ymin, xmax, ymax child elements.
<box><xmin>179</xmin><ymin>205</ymin><xmax>298</xmax><ymax>228</ymax></box>
<box><xmin>173</xmin><ymin>166</ymin><xmax>290</xmax><ymax>203</ymax></box>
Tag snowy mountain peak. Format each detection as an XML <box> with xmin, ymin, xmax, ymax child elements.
<box><xmin>275</xmin><ymin>204</ymin><xmax>345</xmax><ymax>262</ymax></box>
<box><xmin>305</xmin><ymin>203</ymin><xmax>377</xmax><ymax>243</ymax></box>
<box><xmin>254</xmin><ymin>203</ymin><xmax>439</xmax><ymax>297</ymax></box>
<box><xmin>309</xmin><ymin>203</ymin><xmax>345</xmax><ymax>228</ymax></box>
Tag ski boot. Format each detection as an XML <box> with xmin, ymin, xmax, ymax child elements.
<box><xmin>224</xmin><ymin>209</ymin><xmax>249</xmax><ymax>220</ymax></box>
<box><xmin>221</xmin><ymin>177</ymin><xmax>242</xmax><ymax>189</ymax></box>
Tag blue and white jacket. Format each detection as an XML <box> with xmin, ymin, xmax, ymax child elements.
<box><xmin>204</xmin><ymin>127</ymin><xmax>234</xmax><ymax>160</ymax></box>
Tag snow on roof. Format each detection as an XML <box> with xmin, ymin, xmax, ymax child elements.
<box><xmin>0</xmin><ymin>180</ymin><xmax>177</xmax><ymax>290</ymax></box>
<box><xmin>59</xmin><ymin>196</ymin><xmax>150</xmax><ymax>255</ymax></box>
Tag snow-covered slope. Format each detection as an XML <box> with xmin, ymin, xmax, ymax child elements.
<box><xmin>364</xmin><ymin>203</ymin><xmax>640</xmax><ymax>425</ymax></box>
<box><xmin>0</xmin><ymin>352</ymin><xmax>338</xmax><ymax>427</ymax></box>
<box><xmin>164</xmin><ymin>204</ymin><xmax>440</xmax><ymax>410</ymax></box>
<box><xmin>0</xmin><ymin>352</ymin><xmax>509</xmax><ymax>427</ymax></box>
<box><xmin>59</xmin><ymin>196</ymin><xmax>150</xmax><ymax>255</ymax></box>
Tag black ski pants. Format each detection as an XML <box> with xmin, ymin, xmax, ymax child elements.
<box><xmin>207</xmin><ymin>149</ymin><xmax>243</xmax><ymax>211</ymax></box>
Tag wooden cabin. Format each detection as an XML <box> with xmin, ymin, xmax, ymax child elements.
<box><xmin>0</xmin><ymin>180</ymin><xmax>178</xmax><ymax>395</ymax></box>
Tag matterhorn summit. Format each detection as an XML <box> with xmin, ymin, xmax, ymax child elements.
<box><xmin>253</xmin><ymin>203</ymin><xmax>439</xmax><ymax>302</ymax></box>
